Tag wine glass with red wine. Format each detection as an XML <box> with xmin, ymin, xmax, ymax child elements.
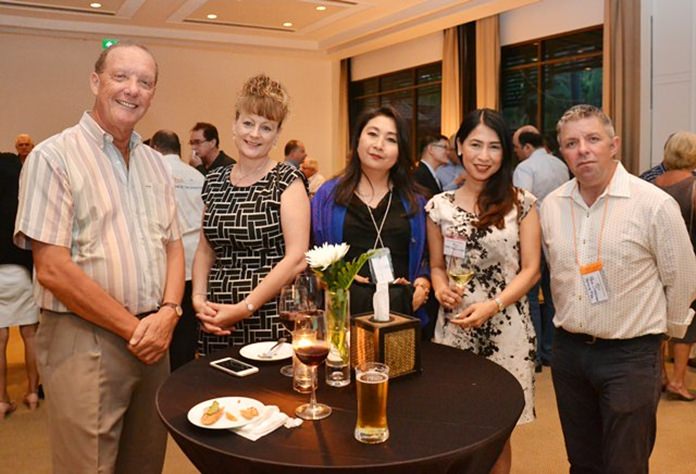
<box><xmin>278</xmin><ymin>285</ymin><xmax>309</xmax><ymax>376</ymax></box>
<box><xmin>293</xmin><ymin>311</ymin><xmax>332</xmax><ymax>420</ymax></box>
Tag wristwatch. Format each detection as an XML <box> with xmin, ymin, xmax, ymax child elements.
<box><xmin>160</xmin><ymin>302</ymin><xmax>183</xmax><ymax>317</ymax></box>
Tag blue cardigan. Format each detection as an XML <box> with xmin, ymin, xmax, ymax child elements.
<box><xmin>311</xmin><ymin>178</ymin><xmax>430</xmax><ymax>325</ymax></box>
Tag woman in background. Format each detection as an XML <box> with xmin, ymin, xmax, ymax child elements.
<box><xmin>311</xmin><ymin>106</ymin><xmax>431</xmax><ymax>326</ymax></box>
<box><xmin>655</xmin><ymin>131</ymin><xmax>696</xmax><ymax>401</ymax></box>
<box><xmin>426</xmin><ymin>109</ymin><xmax>540</xmax><ymax>474</ymax></box>
<box><xmin>192</xmin><ymin>74</ymin><xmax>309</xmax><ymax>354</ymax></box>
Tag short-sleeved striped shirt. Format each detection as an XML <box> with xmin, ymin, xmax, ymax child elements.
<box><xmin>14</xmin><ymin>112</ymin><xmax>181</xmax><ymax>314</ymax></box>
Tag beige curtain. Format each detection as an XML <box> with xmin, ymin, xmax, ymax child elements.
<box><xmin>475</xmin><ymin>15</ymin><xmax>500</xmax><ymax>110</ymax></box>
<box><xmin>335</xmin><ymin>58</ymin><xmax>350</xmax><ymax>173</ymax></box>
<box><xmin>603</xmin><ymin>0</ymin><xmax>641</xmax><ymax>173</ymax></box>
<box><xmin>441</xmin><ymin>28</ymin><xmax>461</xmax><ymax>136</ymax></box>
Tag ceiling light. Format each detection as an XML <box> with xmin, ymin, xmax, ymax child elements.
<box><xmin>90</xmin><ymin>2</ymin><xmax>102</xmax><ymax>8</ymax></box>
<box><xmin>282</xmin><ymin>22</ymin><xmax>293</xmax><ymax>28</ymax></box>
<box><xmin>207</xmin><ymin>14</ymin><xmax>218</xmax><ymax>20</ymax></box>
<box><xmin>316</xmin><ymin>5</ymin><xmax>327</xmax><ymax>11</ymax></box>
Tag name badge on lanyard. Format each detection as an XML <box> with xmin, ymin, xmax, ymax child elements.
<box><xmin>579</xmin><ymin>261</ymin><xmax>609</xmax><ymax>304</ymax></box>
<box><xmin>369</xmin><ymin>247</ymin><xmax>395</xmax><ymax>283</ymax></box>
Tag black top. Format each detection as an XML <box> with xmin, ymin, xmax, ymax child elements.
<box><xmin>343</xmin><ymin>191</ymin><xmax>410</xmax><ymax>279</ymax></box>
<box><xmin>413</xmin><ymin>161</ymin><xmax>442</xmax><ymax>199</ymax></box>
<box><xmin>659</xmin><ymin>176</ymin><xmax>696</xmax><ymax>251</ymax></box>
<box><xmin>196</xmin><ymin>149</ymin><xmax>236</xmax><ymax>176</ymax></box>
<box><xmin>344</xmin><ymin>192</ymin><xmax>413</xmax><ymax>315</ymax></box>
<box><xmin>0</xmin><ymin>153</ymin><xmax>32</xmax><ymax>270</ymax></box>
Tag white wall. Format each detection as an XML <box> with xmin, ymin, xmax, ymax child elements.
<box><xmin>500</xmin><ymin>0</ymin><xmax>604</xmax><ymax>45</ymax></box>
<box><xmin>641</xmin><ymin>0</ymin><xmax>696</xmax><ymax>170</ymax></box>
<box><xmin>0</xmin><ymin>32</ymin><xmax>339</xmax><ymax>175</ymax></box>
<box><xmin>351</xmin><ymin>31</ymin><xmax>443</xmax><ymax>81</ymax></box>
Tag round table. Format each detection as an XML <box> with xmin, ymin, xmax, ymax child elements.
<box><xmin>156</xmin><ymin>342</ymin><xmax>524</xmax><ymax>474</ymax></box>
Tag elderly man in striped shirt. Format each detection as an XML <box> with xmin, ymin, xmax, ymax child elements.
<box><xmin>14</xmin><ymin>43</ymin><xmax>184</xmax><ymax>474</ymax></box>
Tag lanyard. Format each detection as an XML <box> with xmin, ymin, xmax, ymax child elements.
<box><xmin>569</xmin><ymin>186</ymin><xmax>610</xmax><ymax>268</ymax></box>
<box><xmin>365</xmin><ymin>190</ymin><xmax>393</xmax><ymax>250</ymax></box>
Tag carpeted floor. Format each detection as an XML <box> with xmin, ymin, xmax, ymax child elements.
<box><xmin>2</xmin><ymin>326</ymin><xmax>695</xmax><ymax>473</ymax></box>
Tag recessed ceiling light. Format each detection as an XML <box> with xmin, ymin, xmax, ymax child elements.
<box><xmin>282</xmin><ymin>22</ymin><xmax>293</xmax><ymax>28</ymax></box>
<box><xmin>207</xmin><ymin>13</ymin><xmax>218</xmax><ymax>20</ymax></box>
<box><xmin>90</xmin><ymin>2</ymin><xmax>102</xmax><ymax>8</ymax></box>
<box><xmin>316</xmin><ymin>5</ymin><xmax>327</xmax><ymax>11</ymax></box>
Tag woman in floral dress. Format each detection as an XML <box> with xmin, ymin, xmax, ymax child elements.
<box><xmin>426</xmin><ymin>109</ymin><xmax>541</xmax><ymax>474</ymax></box>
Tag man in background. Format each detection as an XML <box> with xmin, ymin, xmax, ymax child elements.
<box><xmin>189</xmin><ymin>121</ymin><xmax>235</xmax><ymax>175</ymax></box>
<box><xmin>151</xmin><ymin>129</ymin><xmax>204</xmax><ymax>371</ymax></box>
<box><xmin>414</xmin><ymin>134</ymin><xmax>450</xmax><ymax>198</ymax></box>
<box><xmin>14</xmin><ymin>134</ymin><xmax>34</xmax><ymax>163</ymax></box>
<box><xmin>14</xmin><ymin>43</ymin><xmax>184</xmax><ymax>473</ymax></box>
<box><xmin>512</xmin><ymin>127</ymin><xmax>569</xmax><ymax>371</ymax></box>
<box><xmin>299</xmin><ymin>157</ymin><xmax>325</xmax><ymax>197</ymax></box>
<box><xmin>284</xmin><ymin>139</ymin><xmax>307</xmax><ymax>168</ymax></box>
<box><xmin>435</xmin><ymin>134</ymin><xmax>465</xmax><ymax>191</ymax></box>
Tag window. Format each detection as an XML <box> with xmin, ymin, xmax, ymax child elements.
<box><xmin>500</xmin><ymin>26</ymin><xmax>603</xmax><ymax>150</ymax></box>
<box><xmin>350</xmin><ymin>62</ymin><xmax>442</xmax><ymax>161</ymax></box>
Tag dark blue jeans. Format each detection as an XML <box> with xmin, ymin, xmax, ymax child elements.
<box><xmin>528</xmin><ymin>256</ymin><xmax>555</xmax><ymax>364</ymax></box>
<box><xmin>551</xmin><ymin>329</ymin><xmax>662</xmax><ymax>474</ymax></box>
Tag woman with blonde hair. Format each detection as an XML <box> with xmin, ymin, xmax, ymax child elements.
<box><xmin>655</xmin><ymin>131</ymin><xmax>696</xmax><ymax>401</ymax></box>
<box><xmin>192</xmin><ymin>74</ymin><xmax>309</xmax><ymax>353</ymax></box>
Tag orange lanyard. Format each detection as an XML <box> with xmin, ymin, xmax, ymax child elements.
<box><xmin>569</xmin><ymin>187</ymin><xmax>610</xmax><ymax>269</ymax></box>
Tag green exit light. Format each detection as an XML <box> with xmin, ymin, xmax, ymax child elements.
<box><xmin>102</xmin><ymin>38</ymin><xmax>119</xmax><ymax>49</ymax></box>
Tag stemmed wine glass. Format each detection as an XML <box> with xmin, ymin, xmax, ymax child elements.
<box><xmin>446</xmin><ymin>254</ymin><xmax>474</xmax><ymax>321</ymax></box>
<box><xmin>294</xmin><ymin>271</ymin><xmax>323</xmax><ymax>310</ymax></box>
<box><xmin>292</xmin><ymin>311</ymin><xmax>332</xmax><ymax>420</ymax></box>
<box><xmin>278</xmin><ymin>285</ymin><xmax>309</xmax><ymax>377</ymax></box>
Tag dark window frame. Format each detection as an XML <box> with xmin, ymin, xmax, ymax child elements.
<box><xmin>349</xmin><ymin>61</ymin><xmax>443</xmax><ymax>161</ymax></box>
<box><xmin>500</xmin><ymin>25</ymin><xmax>603</xmax><ymax>147</ymax></box>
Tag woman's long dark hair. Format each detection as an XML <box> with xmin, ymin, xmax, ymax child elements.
<box><xmin>456</xmin><ymin>108</ymin><xmax>517</xmax><ymax>229</ymax></box>
<box><xmin>334</xmin><ymin>106</ymin><xmax>422</xmax><ymax>213</ymax></box>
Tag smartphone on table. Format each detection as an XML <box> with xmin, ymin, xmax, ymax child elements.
<box><xmin>209</xmin><ymin>357</ymin><xmax>259</xmax><ymax>377</ymax></box>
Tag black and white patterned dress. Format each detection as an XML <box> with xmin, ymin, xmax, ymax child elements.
<box><xmin>198</xmin><ymin>162</ymin><xmax>305</xmax><ymax>355</ymax></box>
<box><xmin>425</xmin><ymin>188</ymin><xmax>537</xmax><ymax>424</ymax></box>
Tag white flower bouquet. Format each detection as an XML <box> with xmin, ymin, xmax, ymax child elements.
<box><xmin>304</xmin><ymin>243</ymin><xmax>372</xmax><ymax>292</ymax></box>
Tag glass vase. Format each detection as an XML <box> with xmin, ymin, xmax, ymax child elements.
<box><xmin>324</xmin><ymin>288</ymin><xmax>351</xmax><ymax>387</ymax></box>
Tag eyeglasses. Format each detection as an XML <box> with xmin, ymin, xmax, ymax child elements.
<box><xmin>430</xmin><ymin>143</ymin><xmax>451</xmax><ymax>150</ymax></box>
<box><xmin>189</xmin><ymin>139</ymin><xmax>210</xmax><ymax>146</ymax></box>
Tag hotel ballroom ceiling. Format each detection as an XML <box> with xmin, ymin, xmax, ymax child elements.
<box><xmin>0</xmin><ymin>0</ymin><xmax>535</xmax><ymax>57</ymax></box>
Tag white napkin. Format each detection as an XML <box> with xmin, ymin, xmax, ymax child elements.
<box><xmin>373</xmin><ymin>281</ymin><xmax>390</xmax><ymax>322</ymax></box>
<box><xmin>231</xmin><ymin>405</ymin><xmax>302</xmax><ymax>441</ymax></box>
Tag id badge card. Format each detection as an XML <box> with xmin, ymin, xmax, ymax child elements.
<box><xmin>444</xmin><ymin>236</ymin><xmax>467</xmax><ymax>258</ymax></box>
<box><xmin>579</xmin><ymin>261</ymin><xmax>609</xmax><ymax>304</ymax></box>
<box><xmin>369</xmin><ymin>248</ymin><xmax>395</xmax><ymax>284</ymax></box>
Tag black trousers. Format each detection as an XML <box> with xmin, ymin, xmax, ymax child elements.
<box><xmin>168</xmin><ymin>280</ymin><xmax>198</xmax><ymax>372</ymax></box>
<box><xmin>551</xmin><ymin>328</ymin><xmax>662</xmax><ymax>474</ymax></box>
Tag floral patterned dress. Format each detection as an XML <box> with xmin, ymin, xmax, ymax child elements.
<box><xmin>425</xmin><ymin>189</ymin><xmax>537</xmax><ymax>424</ymax></box>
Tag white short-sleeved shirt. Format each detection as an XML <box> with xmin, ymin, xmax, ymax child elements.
<box><xmin>14</xmin><ymin>112</ymin><xmax>181</xmax><ymax>314</ymax></box>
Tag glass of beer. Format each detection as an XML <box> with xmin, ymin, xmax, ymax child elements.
<box><xmin>354</xmin><ymin>362</ymin><xmax>390</xmax><ymax>444</ymax></box>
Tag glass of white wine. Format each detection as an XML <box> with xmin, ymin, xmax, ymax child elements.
<box><xmin>447</xmin><ymin>254</ymin><xmax>475</xmax><ymax>290</ymax></box>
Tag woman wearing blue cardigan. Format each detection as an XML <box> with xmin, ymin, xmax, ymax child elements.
<box><xmin>311</xmin><ymin>106</ymin><xmax>432</xmax><ymax>329</ymax></box>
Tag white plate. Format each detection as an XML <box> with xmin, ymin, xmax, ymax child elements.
<box><xmin>239</xmin><ymin>341</ymin><xmax>293</xmax><ymax>362</ymax></box>
<box><xmin>187</xmin><ymin>397</ymin><xmax>265</xmax><ymax>429</ymax></box>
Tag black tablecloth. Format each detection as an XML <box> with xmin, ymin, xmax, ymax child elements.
<box><xmin>156</xmin><ymin>342</ymin><xmax>524</xmax><ymax>474</ymax></box>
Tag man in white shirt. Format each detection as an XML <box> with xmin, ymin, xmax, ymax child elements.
<box><xmin>513</xmin><ymin>128</ymin><xmax>569</xmax><ymax>371</ymax></box>
<box><xmin>151</xmin><ymin>129</ymin><xmax>204</xmax><ymax>371</ymax></box>
<box><xmin>541</xmin><ymin>104</ymin><xmax>696</xmax><ymax>473</ymax></box>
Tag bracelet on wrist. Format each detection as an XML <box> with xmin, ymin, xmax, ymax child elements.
<box><xmin>493</xmin><ymin>297</ymin><xmax>505</xmax><ymax>313</ymax></box>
